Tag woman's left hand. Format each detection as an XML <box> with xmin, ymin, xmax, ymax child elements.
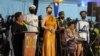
<box><xmin>50</xmin><ymin>29</ymin><xmax>56</xmax><ymax>33</ymax></box>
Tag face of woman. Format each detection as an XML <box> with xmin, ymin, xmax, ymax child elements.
<box><xmin>70</xmin><ymin>24</ymin><xmax>75</xmax><ymax>30</ymax></box>
<box><xmin>47</xmin><ymin>8</ymin><xmax>52</xmax><ymax>15</ymax></box>
<box><xmin>18</xmin><ymin>14</ymin><xmax>24</xmax><ymax>22</ymax></box>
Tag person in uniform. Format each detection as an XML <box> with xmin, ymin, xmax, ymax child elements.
<box><xmin>24</xmin><ymin>5</ymin><xmax>38</xmax><ymax>32</ymax></box>
<box><xmin>76</xmin><ymin>11</ymin><xmax>92</xmax><ymax>56</ymax></box>
<box><xmin>24</xmin><ymin>5</ymin><xmax>38</xmax><ymax>55</ymax></box>
<box><xmin>57</xmin><ymin>11</ymin><xmax>67</xmax><ymax>56</ymax></box>
<box><xmin>90</xmin><ymin>23</ymin><xmax>100</xmax><ymax>56</ymax></box>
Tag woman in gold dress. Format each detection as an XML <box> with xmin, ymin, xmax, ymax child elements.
<box><xmin>42</xmin><ymin>6</ymin><xmax>57</xmax><ymax>56</ymax></box>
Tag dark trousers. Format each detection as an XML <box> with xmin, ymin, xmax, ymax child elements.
<box><xmin>0</xmin><ymin>33</ymin><xmax>10</xmax><ymax>56</ymax></box>
<box><xmin>56</xmin><ymin>31</ymin><xmax>61</xmax><ymax>56</ymax></box>
<box><xmin>82</xmin><ymin>41</ymin><xmax>93</xmax><ymax>56</ymax></box>
<box><xmin>3</xmin><ymin>39</ymin><xmax>10</xmax><ymax>56</ymax></box>
<box><xmin>12</xmin><ymin>35</ymin><xmax>24</xmax><ymax>56</ymax></box>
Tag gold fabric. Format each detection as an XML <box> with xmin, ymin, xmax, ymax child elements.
<box><xmin>42</xmin><ymin>16</ymin><xmax>56</xmax><ymax>56</ymax></box>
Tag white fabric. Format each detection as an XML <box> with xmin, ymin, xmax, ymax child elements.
<box><xmin>76</xmin><ymin>20</ymin><xmax>90</xmax><ymax>43</ymax></box>
<box><xmin>24</xmin><ymin>14</ymin><xmax>38</xmax><ymax>32</ymax></box>
<box><xmin>29</xmin><ymin>5</ymin><xmax>36</xmax><ymax>9</ymax></box>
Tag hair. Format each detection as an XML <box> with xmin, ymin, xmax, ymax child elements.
<box><xmin>15</xmin><ymin>12</ymin><xmax>22</xmax><ymax>21</ymax></box>
<box><xmin>59</xmin><ymin>11</ymin><xmax>64</xmax><ymax>16</ymax></box>
<box><xmin>68</xmin><ymin>21</ymin><xmax>75</xmax><ymax>27</ymax></box>
<box><xmin>46</xmin><ymin>5</ymin><xmax>52</xmax><ymax>11</ymax></box>
<box><xmin>80</xmin><ymin>11</ymin><xmax>87</xmax><ymax>15</ymax></box>
<box><xmin>0</xmin><ymin>14</ymin><xmax>2</xmax><ymax>18</ymax></box>
<box><xmin>29</xmin><ymin>8</ymin><xmax>35</xmax><ymax>14</ymax></box>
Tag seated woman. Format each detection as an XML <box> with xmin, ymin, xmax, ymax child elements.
<box><xmin>11</xmin><ymin>12</ymin><xmax>27</xmax><ymax>56</ymax></box>
<box><xmin>62</xmin><ymin>22</ymin><xmax>79</xmax><ymax>56</ymax></box>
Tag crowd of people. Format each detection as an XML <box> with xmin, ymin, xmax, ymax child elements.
<box><xmin>0</xmin><ymin>4</ymin><xmax>100</xmax><ymax>56</ymax></box>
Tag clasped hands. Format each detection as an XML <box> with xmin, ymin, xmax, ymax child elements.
<box><xmin>46</xmin><ymin>28</ymin><xmax>55</xmax><ymax>33</ymax></box>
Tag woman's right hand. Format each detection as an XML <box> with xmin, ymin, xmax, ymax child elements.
<box><xmin>48</xmin><ymin>29</ymin><xmax>55</xmax><ymax>33</ymax></box>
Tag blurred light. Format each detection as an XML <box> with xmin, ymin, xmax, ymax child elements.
<box><xmin>54</xmin><ymin>0</ymin><xmax>63</xmax><ymax>3</ymax></box>
<box><xmin>81</xmin><ymin>1</ymin><xmax>85</xmax><ymax>6</ymax></box>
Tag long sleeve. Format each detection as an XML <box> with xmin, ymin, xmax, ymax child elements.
<box><xmin>76</xmin><ymin>21</ymin><xmax>80</xmax><ymax>32</ymax></box>
<box><xmin>24</xmin><ymin>14</ymin><xmax>38</xmax><ymax>32</ymax></box>
<box><xmin>64</xmin><ymin>29</ymin><xmax>74</xmax><ymax>41</ymax></box>
<box><xmin>87</xmin><ymin>23</ymin><xmax>90</xmax><ymax>43</ymax></box>
<box><xmin>34</xmin><ymin>16</ymin><xmax>38</xmax><ymax>27</ymax></box>
<box><xmin>11</xmin><ymin>23</ymin><xmax>17</xmax><ymax>35</ymax></box>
